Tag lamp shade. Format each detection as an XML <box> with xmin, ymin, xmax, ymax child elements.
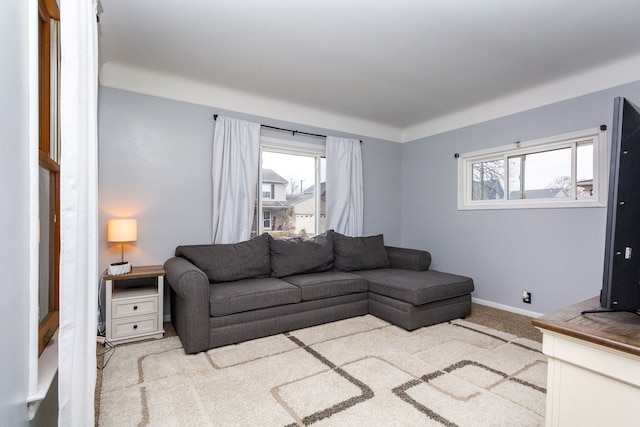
<box><xmin>107</xmin><ymin>219</ymin><xmax>138</xmax><ymax>242</ymax></box>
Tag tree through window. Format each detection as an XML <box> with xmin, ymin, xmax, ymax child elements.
<box><xmin>459</xmin><ymin>127</ymin><xmax>606</xmax><ymax>210</ymax></box>
<box><xmin>255</xmin><ymin>139</ymin><xmax>326</xmax><ymax>237</ymax></box>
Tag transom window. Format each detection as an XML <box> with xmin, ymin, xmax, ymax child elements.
<box><xmin>458</xmin><ymin>127</ymin><xmax>607</xmax><ymax>210</ymax></box>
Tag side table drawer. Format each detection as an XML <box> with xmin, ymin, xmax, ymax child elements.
<box><xmin>112</xmin><ymin>296</ymin><xmax>158</xmax><ymax>319</ymax></box>
<box><xmin>111</xmin><ymin>315</ymin><xmax>158</xmax><ymax>340</ymax></box>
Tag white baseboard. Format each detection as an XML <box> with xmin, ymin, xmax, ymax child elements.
<box><xmin>472</xmin><ymin>297</ymin><xmax>544</xmax><ymax>319</ymax></box>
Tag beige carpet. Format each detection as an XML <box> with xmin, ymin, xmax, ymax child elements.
<box><xmin>464</xmin><ymin>303</ymin><xmax>542</xmax><ymax>343</ymax></box>
<box><xmin>98</xmin><ymin>312</ymin><xmax>546</xmax><ymax>426</ymax></box>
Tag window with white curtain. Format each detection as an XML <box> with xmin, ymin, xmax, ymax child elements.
<box><xmin>255</xmin><ymin>137</ymin><xmax>326</xmax><ymax>237</ymax></box>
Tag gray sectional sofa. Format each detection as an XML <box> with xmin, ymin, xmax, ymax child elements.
<box><xmin>164</xmin><ymin>231</ymin><xmax>474</xmax><ymax>354</ymax></box>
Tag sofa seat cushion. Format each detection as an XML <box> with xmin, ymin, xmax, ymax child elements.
<box><xmin>209</xmin><ymin>278</ymin><xmax>301</xmax><ymax>317</ymax></box>
<box><xmin>354</xmin><ymin>268</ymin><xmax>474</xmax><ymax>306</ymax></box>
<box><xmin>281</xmin><ymin>271</ymin><xmax>369</xmax><ymax>301</ymax></box>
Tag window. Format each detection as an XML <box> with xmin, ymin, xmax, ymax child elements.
<box><xmin>458</xmin><ymin>127</ymin><xmax>607</xmax><ymax>210</ymax></box>
<box><xmin>255</xmin><ymin>137</ymin><xmax>326</xmax><ymax>237</ymax></box>
<box><xmin>262</xmin><ymin>184</ymin><xmax>274</xmax><ymax>199</ymax></box>
<box><xmin>37</xmin><ymin>0</ymin><xmax>60</xmax><ymax>356</ymax></box>
<box><xmin>263</xmin><ymin>210</ymin><xmax>272</xmax><ymax>229</ymax></box>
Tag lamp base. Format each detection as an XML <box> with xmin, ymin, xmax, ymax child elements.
<box><xmin>108</xmin><ymin>261</ymin><xmax>131</xmax><ymax>276</ymax></box>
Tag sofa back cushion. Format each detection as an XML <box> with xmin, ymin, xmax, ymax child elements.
<box><xmin>333</xmin><ymin>232</ymin><xmax>390</xmax><ymax>271</ymax></box>
<box><xmin>175</xmin><ymin>233</ymin><xmax>271</xmax><ymax>282</ymax></box>
<box><xmin>269</xmin><ymin>231</ymin><xmax>334</xmax><ymax>278</ymax></box>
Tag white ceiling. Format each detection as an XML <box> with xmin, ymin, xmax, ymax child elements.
<box><xmin>98</xmin><ymin>0</ymin><xmax>640</xmax><ymax>142</ymax></box>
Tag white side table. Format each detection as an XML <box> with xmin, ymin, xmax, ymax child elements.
<box><xmin>105</xmin><ymin>265</ymin><xmax>165</xmax><ymax>344</ymax></box>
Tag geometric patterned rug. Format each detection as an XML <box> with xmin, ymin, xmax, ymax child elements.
<box><xmin>98</xmin><ymin>315</ymin><xmax>546</xmax><ymax>426</ymax></box>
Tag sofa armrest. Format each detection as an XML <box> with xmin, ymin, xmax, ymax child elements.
<box><xmin>164</xmin><ymin>257</ymin><xmax>210</xmax><ymax>353</ymax></box>
<box><xmin>384</xmin><ymin>246</ymin><xmax>431</xmax><ymax>271</ymax></box>
<box><xmin>165</xmin><ymin>256</ymin><xmax>209</xmax><ymax>298</ymax></box>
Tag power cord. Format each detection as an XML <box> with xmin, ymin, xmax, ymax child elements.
<box><xmin>96</xmin><ymin>337</ymin><xmax>115</xmax><ymax>370</ymax></box>
<box><xmin>96</xmin><ymin>269</ymin><xmax>115</xmax><ymax>370</ymax></box>
<box><xmin>97</xmin><ymin>270</ymin><xmax>107</xmax><ymax>337</ymax></box>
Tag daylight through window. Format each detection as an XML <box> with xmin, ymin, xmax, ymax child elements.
<box><xmin>255</xmin><ymin>138</ymin><xmax>326</xmax><ymax>237</ymax></box>
<box><xmin>459</xmin><ymin>127</ymin><xmax>606</xmax><ymax>210</ymax></box>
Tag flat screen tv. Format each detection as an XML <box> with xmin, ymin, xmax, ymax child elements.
<box><xmin>599</xmin><ymin>97</ymin><xmax>640</xmax><ymax>313</ymax></box>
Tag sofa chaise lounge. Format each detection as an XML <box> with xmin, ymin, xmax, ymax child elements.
<box><xmin>164</xmin><ymin>231</ymin><xmax>474</xmax><ymax>354</ymax></box>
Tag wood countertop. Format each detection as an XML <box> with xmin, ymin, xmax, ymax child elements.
<box><xmin>532</xmin><ymin>296</ymin><xmax>640</xmax><ymax>357</ymax></box>
<box><xmin>104</xmin><ymin>265</ymin><xmax>165</xmax><ymax>281</ymax></box>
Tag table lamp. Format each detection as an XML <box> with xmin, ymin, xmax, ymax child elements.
<box><xmin>107</xmin><ymin>218</ymin><xmax>137</xmax><ymax>275</ymax></box>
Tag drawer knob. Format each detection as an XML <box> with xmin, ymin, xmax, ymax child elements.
<box><xmin>133</xmin><ymin>305</ymin><xmax>138</xmax><ymax>310</ymax></box>
<box><xmin>133</xmin><ymin>324</ymin><xmax>138</xmax><ymax>330</ymax></box>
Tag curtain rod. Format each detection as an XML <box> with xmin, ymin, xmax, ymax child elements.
<box><xmin>212</xmin><ymin>114</ymin><xmax>362</xmax><ymax>143</ymax></box>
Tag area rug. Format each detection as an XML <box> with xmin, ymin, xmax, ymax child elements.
<box><xmin>99</xmin><ymin>315</ymin><xmax>546</xmax><ymax>426</ymax></box>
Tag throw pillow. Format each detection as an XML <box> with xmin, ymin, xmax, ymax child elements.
<box><xmin>269</xmin><ymin>231</ymin><xmax>334</xmax><ymax>278</ymax></box>
<box><xmin>176</xmin><ymin>233</ymin><xmax>271</xmax><ymax>282</ymax></box>
<box><xmin>333</xmin><ymin>232</ymin><xmax>390</xmax><ymax>271</ymax></box>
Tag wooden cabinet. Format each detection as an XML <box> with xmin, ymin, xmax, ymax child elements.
<box><xmin>105</xmin><ymin>265</ymin><xmax>165</xmax><ymax>344</ymax></box>
<box><xmin>532</xmin><ymin>297</ymin><xmax>640</xmax><ymax>426</ymax></box>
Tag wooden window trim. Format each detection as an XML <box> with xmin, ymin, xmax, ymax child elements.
<box><xmin>38</xmin><ymin>14</ymin><xmax>50</xmax><ymax>155</ymax></box>
<box><xmin>39</xmin><ymin>0</ymin><xmax>60</xmax><ymax>21</ymax></box>
<box><xmin>38</xmin><ymin>0</ymin><xmax>60</xmax><ymax>356</ymax></box>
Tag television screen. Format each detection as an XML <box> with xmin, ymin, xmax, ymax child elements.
<box><xmin>600</xmin><ymin>97</ymin><xmax>640</xmax><ymax>312</ymax></box>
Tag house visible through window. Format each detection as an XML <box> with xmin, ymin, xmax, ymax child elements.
<box><xmin>459</xmin><ymin>127</ymin><xmax>606</xmax><ymax>210</ymax></box>
<box><xmin>255</xmin><ymin>137</ymin><xmax>326</xmax><ymax>237</ymax></box>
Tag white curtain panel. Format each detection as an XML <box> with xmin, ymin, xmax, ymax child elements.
<box><xmin>58</xmin><ymin>1</ymin><xmax>99</xmax><ymax>425</ymax></box>
<box><xmin>211</xmin><ymin>116</ymin><xmax>261</xmax><ymax>243</ymax></box>
<box><xmin>326</xmin><ymin>136</ymin><xmax>364</xmax><ymax>236</ymax></box>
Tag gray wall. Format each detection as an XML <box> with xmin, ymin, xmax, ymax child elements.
<box><xmin>1</xmin><ymin>0</ymin><xmax>31</xmax><ymax>424</ymax></box>
<box><xmin>98</xmin><ymin>87</ymin><xmax>403</xmax><ymax>317</ymax></box>
<box><xmin>401</xmin><ymin>81</ymin><xmax>640</xmax><ymax>314</ymax></box>
<box><xmin>100</xmin><ymin>81</ymin><xmax>640</xmax><ymax>317</ymax></box>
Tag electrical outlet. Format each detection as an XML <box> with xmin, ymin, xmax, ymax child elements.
<box><xmin>522</xmin><ymin>290</ymin><xmax>532</xmax><ymax>304</ymax></box>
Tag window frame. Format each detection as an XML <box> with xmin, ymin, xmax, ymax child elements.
<box><xmin>37</xmin><ymin>0</ymin><xmax>60</xmax><ymax>356</ymax></box>
<box><xmin>257</xmin><ymin>136</ymin><xmax>325</xmax><ymax>236</ymax></box>
<box><xmin>28</xmin><ymin>0</ymin><xmax>60</xmax><ymax>418</ymax></box>
<box><xmin>457</xmin><ymin>127</ymin><xmax>607</xmax><ymax>210</ymax></box>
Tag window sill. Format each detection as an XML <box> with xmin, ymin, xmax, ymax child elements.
<box><xmin>458</xmin><ymin>199</ymin><xmax>606</xmax><ymax>210</ymax></box>
<box><xmin>27</xmin><ymin>329</ymin><xmax>58</xmax><ymax>420</ymax></box>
